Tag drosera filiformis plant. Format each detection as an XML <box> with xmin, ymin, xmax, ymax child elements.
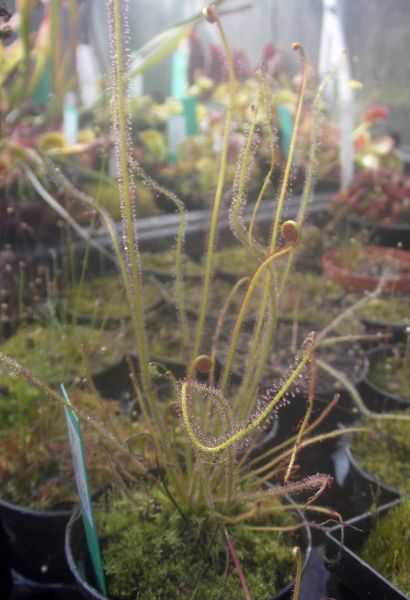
<box><xmin>0</xmin><ymin>2</ymin><xmax>364</xmax><ymax>598</ymax></box>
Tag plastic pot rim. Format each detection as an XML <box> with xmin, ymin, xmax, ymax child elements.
<box><xmin>325</xmin><ymin>497</ymin><xmax>409</xmax><ymax>599</ymax></box>
<box><xmin>363</xmin><ymin>343</ymin><xmax>410</xmax><ymax>406</ymax></box>
<box><xmin>0</xmin><ymin>494</ymin><xmax>72</xmax><ymax>519</ymax></box>
<box><xmin>342</xmin><ymin>432</ymin><xmax>402</xmax><ymax>498</ymax></box>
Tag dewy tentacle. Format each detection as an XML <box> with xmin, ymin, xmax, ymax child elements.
<box><xmin>191</xmin><ymin>5</ymin><xmax>235</xmax><ymax>364</ymax></box>
<box><xmin>220</xmin><ymin>220</ymin><xmax>301</xmax><ymax>393</ymax></box>
<box><xmin>180</xmin><ymin>337</ymin><xmax>314</xmax><ymax>454</ymax></box>
<box><xmin>107</xmin><ymin>0</ymin><xmax>151</xmax><ymax>397</ymax></box>
<box><xmin>230</xmin><ymin>84</ymin><xmax>263</xmax><ymax>249</ymax></box>
<box><xmin>279</xmin><ymin>51</ymin><xmax>346</xmax><ymax>298</ymax></box>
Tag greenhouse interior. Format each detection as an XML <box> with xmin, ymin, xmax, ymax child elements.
<box><xmin>0</xmin><ymin>0</ymin><xmax>409</xmax><ymax>599</ymax></box>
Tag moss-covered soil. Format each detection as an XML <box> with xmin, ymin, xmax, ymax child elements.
<box><xmin>278</xmin><ymin>272</ymin><xmax>343</xmax><ymax>326</ymax></box>
<box><xmin>360</xmin><ymin>500</ymin><xmax>410</xmax><ymax>596</ymax></box>
<box><xmin>351</xmin><ymin>416</ymin><xmax>410</xmax><ymax>493</ymax></box>
<box><xmin>357</xmin><ymin>296</ymin><xmax>410</xmax><ymax>325</ymax></box>
<box><xmin>0</xmin><ymin>323</ymin><xmax>124</xmax><ymax>385</ymax></box>
<box><xmin>96</xmin><ymin>488</ymin><xmax>299</xmax><ymax>600</ymax></box>
<box><xmin>214</xmin><ymin>246</ymin><xmax>259</xmax><ymax>277</ymax></box>
<box><xmin>369</xmin><ymin>348</ymin><xmax>410</xmax><ymax>399</ymax></box>
<box><xmin>141</xmin><ymin>250</ymin><xmax>203</xmax><ymax>278</ymax></box>
<box><xmin>62</xmin><ymin>275</ymin><xmax>160</xmax><ymax>321</ymax></box>
<box><xmin>0</xmin><ymin>390</ymin><xmax>132</xmax><ymax>510</ymax></box>
<box><xmin>336</xmin><ymin>244</ymin><xmax>409</xmax><ymax>279</ymax></box>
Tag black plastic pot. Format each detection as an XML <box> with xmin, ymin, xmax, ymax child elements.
<box><xmin>315</xmin><ymin>342</ymin><xmax>367</xmax><ymax>411</ymax></box>
<box><xmin>290</xmin><ymin>426</ymin><xmax>399</xmax><ymax>532</ymax></box>
<box><xmin>8</xmin><ymin>571</ymin><xmax>79</xmax><ymax>599</ymax></box>
<box><xmin>325</xmin><ymin>498</ymin><xmax>408</xmax><ymax>600</ymax></box>
<box><xmin>0</xmin><ymin>498</ymin><xmax>74</xmax><ymax>585</ymax></box>
<box><xmin>65</xmin><ymin>492</ymin><xmax>312</xmax><ymax>600</ymax></box>
<box><xmin>273</xmin><ymin>338</ymin><xmax>367</xmax><ymax>444</ymax></box>
<box><xmin>360</xmin><ymin>344</ymin><xmax>409</xmax><ymax>412</ymax></box>
<box><xmin>0</xmin><ymin>316</ymin><xmax>22</xmax><ymax>341</ymax></box>
<box><xmin>92</xmin><ymin>351</ymin><xmax>198</xmax><ymax>401</ymax></box>
<box><xmin>348</xmin><ymin>216</ymin><xmax>410</xmax><ymax>251</ymax></box>
<box><xmin>276</xmin><ymin>322</ymin><xmax>366</xmax><ymax>398</ymax></box>
<box><xmin>342</xmin><ymin>439</ymin><xmax>400</xmax><ymax>512</ymax></box>
<box><xmin>357</xmin><ymin>311</ymin><xmax>409</xmax><ymax>344</ymax></box>
<box><xmin>372</xmin><ymin>222</ymin><xmax>410</xmax><ymax>250</ymax></box>
<box><xmin>0</xmin><ymin>518</ymin><xmax>12</xmax><ymax>597</ymax></box>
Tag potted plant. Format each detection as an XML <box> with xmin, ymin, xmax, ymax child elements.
<box><xmin>277</xmin><ymin>272</ymin><xmax>343</xmax><ymax>327</ymax></box>
<box><xmin>141</xmin><ymin>249</ymin><xmax>202</xmax><ymax>280</ymax></box>
<box><xmin>322</xmin><ymin>241</ymin><xmax>410</xmax><ymax>292</ymax></box>
<box><xmin>0</xmin><ymin>382</ymin><xmax>121</xmax><ymax>586</ymax></box>
<box><xmin>326</xmin><ymin>498</ymin><xmax>410</xmax><ymax>599</ymax></box>
<box><xmin>0</xmin><ymin>317</ymin><xmax>131</xmax><ymax>586</ymax></box>
<box><xmin>347</xmin><ymin>413</ymin><xmax>410</xmax><ymax>497</ymax></box>
<box><xmin>311</xmin><ymin>321</ymin><xmax>410</xmax><ymax>516</ymax></box>
<box><xmin>0</xmin><ymin>3</ymin><xmax>359</xmax><ymax>598</ymax></box>
<box><xmin>331</xmin><ymin>169</ymin><xmax>410</xmax><ymax>250</ymax></box>
<box><xmin>0</xmin><ymin>322</ymin><xmax>125</xmax><ymax>386</ymax></box>
<box><xmin>60</xmin><ymin>273</ymin><xmax>163</xmax><ymax>327</ymax></box>
<box><xmin>360</xmin><ymin>341</ymin><xmax>410</xmax><ymax>412</ymax></box>
<box><xmin>355</xmin><ymin>293</ymin><xmax>410</xmax><ymax>343</ymax></box>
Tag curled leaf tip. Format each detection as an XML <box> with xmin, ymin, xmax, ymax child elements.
<box><xmin>203</xmin><ymin>4</ymin><xmax>218</xmax><ymax>23</ymax></box>
<box><xmin>194</xmin><ymin>354</ymin><xmax>214</xmax><ymax>374</ymax></box>
<box><xmin>280</xmin><ymin>220</ymin><xmax>302</xmax><ymax>246</ymax></box>
<box><xmin>302</xmin><ymin>331</ymin><xmax>316</xmax><ymax>350</ymax></box>
<box><xmin>292</xmin><ymin>43</ymin><xmax>306</xmax><ymax>60</ymax></box>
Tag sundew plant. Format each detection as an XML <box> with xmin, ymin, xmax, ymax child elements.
<box><xmin>0</xmin><ymin>2</ymin><xmax>365</xmax><ymax>598</ymax></box>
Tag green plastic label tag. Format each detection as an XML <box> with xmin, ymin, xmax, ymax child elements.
<box><xmin>171</xmin><ymin>41</ymin><xmax>188</xmax><ymax>100</ymax></box>
<box><xmin>277</xmin><ymin>105</ymin><xmax>293</xmax><ymax>157</ymax></box>
<box><xmin>182</xmin><ymin>96</ymin><xmax>197</xmax><ymax>136</ymax></box>
<box><xmin>62</xmin><ymin>384</ymin><xmax>107</xmax><ymax>596</ymax></box>
<box><xmin>167</xmin><ymin>113</ymin><xmax>186</xmax><ymax>163</ymax></box>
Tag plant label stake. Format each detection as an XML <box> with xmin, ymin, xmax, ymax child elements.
<box><xmin>277</xmin><ymin>105</ymin><xmax>293</xmax><ymax>157</ymax></box>
<box><xmin>319</xmin><ymin>0</ymin><xmax>354</xmax><ymax>189</ymax></box>
<box><xmin>167</xmin><ymin>114</ymin><xmax>186</xmax><ymax>163</ymax></box>
<box><xmin>61</xmin><ymin>384</ymin><xmax>107</xmax><ymax>596</ymax></box>
<box><xmin>62</xmin><ymin>92</ymin><xmax>79</xmax><ymax>145</ymax></box>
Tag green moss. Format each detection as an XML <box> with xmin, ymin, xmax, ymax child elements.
<box><xmin>141</xmin><ymin>250</ymin><xmax>202</xmax><ymax>278</ymax></box>
<box><xmin>0</xmin><ymin>386</ymin><xmax>136</xmax><ymax>510</ymax></box>
<box><xmin>0</xmin><ymin>323</ymin><xmax>128</xmax><ymax>510</ymax></box>
<box><xmin>279</xmin><ymin>272</ymin><xmax>343</xmax><ymax>325</ymax></box>
<box><xmin>63</xmin><ymin>275</ymin><xmax>160</xmax><ymax>321</ymax></box>
<box><xmin>97</xmin><ymin>489</ymin><xmax>297</xmax><ymax>600</ymax></box>
<box><xmin>214</xmin><ymin>246</ymin><xmax>259</xmax><ymax>277</ymax></box>
<box><xmin>351</xmin><ymin>417</ymin><xmax>410</xmax><ymax>493</ymax></box>
<box><xmin>83</xmin><ymin>179</ymin><xmax>156</xmax><ymax>220</ymax></box>
<box><xmin>336</xmin><ymin>243</ymin><xmax>406</xmax><ymax>278</ymax></box>
<box><xmin>0</xmin><ymin>374</ymin><xmax>41</xmax><ymax>430</ymax></box>
<box><xmin>361</xmin><ymin>500</ymin><xmax>410</xmax><ymax>596</ymax></box>
<box><xmin>148</xmin><ymin>310</ymin><xmax>185</xmax><ymax>363</ymax></box>
<box><xmin>358</xmin><ymin>296</ymin><xmax>410</xmax><ymax>325</ymax></box>
<box><xmin>0</xmin><ymin>323</ymin><xmax>124</xmax><ymax>385</ymax></box>
<box><xmin>369</xmin><ymin>349</ymin><xmax>410</xmax><ymax>399</ymax></box>
<box><xmin>165</xmin><ymin>277</ymin><xmax>270</xmax><ymax>322</ymax></box>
